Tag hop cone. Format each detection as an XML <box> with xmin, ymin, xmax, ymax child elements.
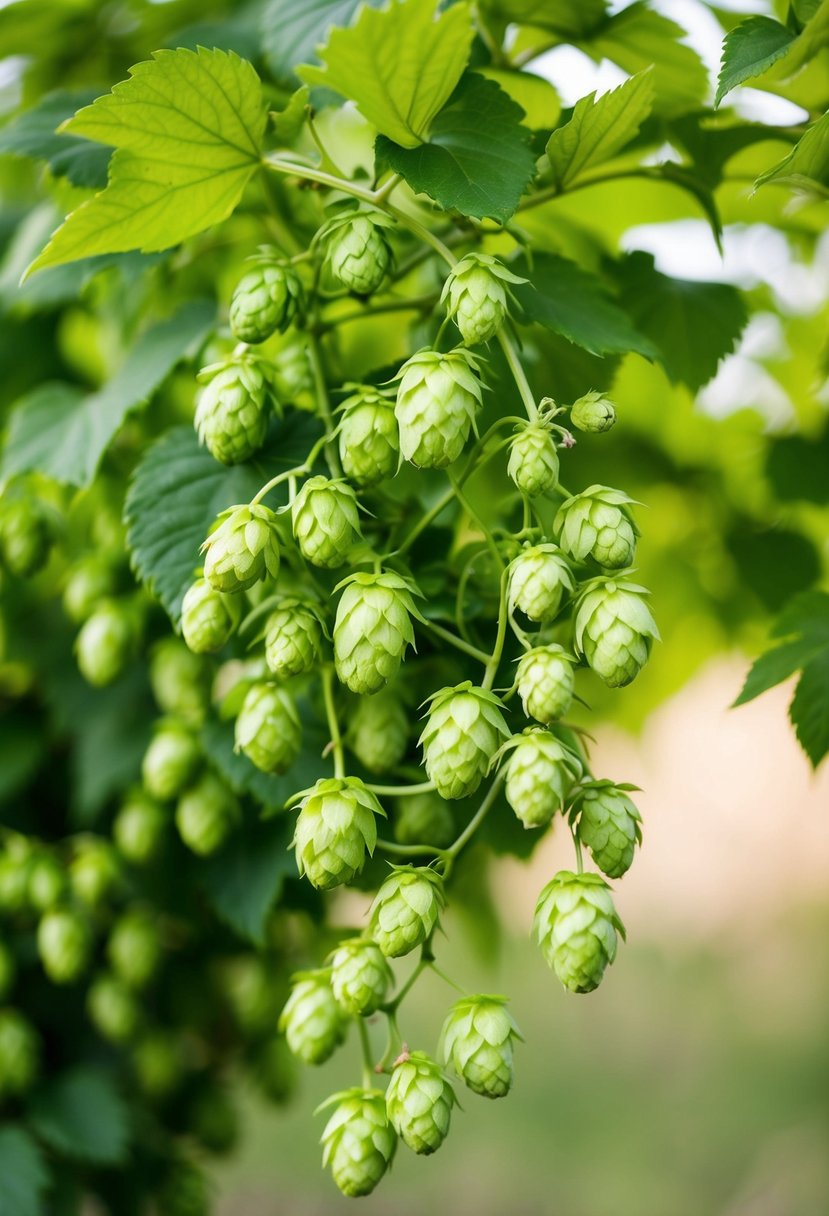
<box><xmin>201</xmin><ymin>504</ymin><xmax>280</xmax><ymax>593</ymax></box>
<box><xmin>508</xmin><ymin>423</ymin><xmax>560</xmax><ymax>497</ymax></box>
<box><xmin>419</xmin><ymin>682</ymin><xmax>509</xmax><ymax>800</ymax></box>
<box><xmin>442</xmin><ymin>995</ymin><xmax>522</xmax><ymax>1099</ymax></box>
<box><xmin>348</xmin><ymin>688</ymin><xmax>409</xmax><ymax>773</ymax></box>
<box><xmin>272</xmin><ymin>340</ymin><xmax>313</xmax><ymax>405</ymax></box>
<box><xmin>0</xmin><ymin>498</ymin><xmax>51</xmax><ymax>577</ymax></box>
<box><xmin>181</xmin><ymin>579</ymin><xmax>240</xmax><ymax>654</ymax></box>
<box><xmin>369</xmin><ymin>866</ymin><xmax>445</xmax><ymax>958</ymax></box>
<box><xmin>194</xmin><ymin>358</ymin><xmax>271</xmax><ymax>465</ymax></box>
<box><xmin>0</xmin><ymin>942</ymin><xmax>14</xmax><ymax>1001</ymax></box>
<box><xmin>150</xmin><ymin>638</ymin><xmax>211</xmax><ymax>725</ymax></box>
<box><xmin>533</xmin><ymin>870</ymin><xmax>625</xmax><ymax>993</ymax></box>
<box><xmin>338</xmin><ymin>387</ymin><xmax>399</xmax><ymax>486</ymax></box>
<box><xmin>395</xmin><ymin>348</ymin><xmax>482</xmax><ymax>468</ymax></box>
<box><xmin>142</xmin><ymin>725</ymin><xmax>201</xmax><ymax>801</ymax></box>
<box><xmin>133</xmin><ymin>1031</ymin><xmax>183</xmax><ymax>1099</ymax></box>
<box><xmin>27</xmin><ymin>852</ymin><xmax>66</xmax><ymax>912</ymax></box>
<box><xmin>62</xmin><ymin>555</ymin><xmax>115</xmax><ymax>624</ymax></box>
<box><xmin>575</xmin><ymin>782</ymin><xmax>642</xmax><ymax>878</ymax></box>
<box><xmin>87</xmin><ymin>972</ymin><xmax>140</xmax><ymax>1042</ymax></box>
<box><xmin>223</xmin><ymin>956</ymin><xmax>282</xmax><ymax>1035</ymax></box>
<box><xmin>279</xmin><ymin>971</ymin><xmax>346</xmax><ymax>1065</ymax></box>
<box><xmin>571</xmin><ymin>390</ymin><xmax>616</xmax><ymax>433</ymax></box>
<box><xmin>441</xmin><ymin>253</ymin><xmax>525</xmax><ymax>346</ymax></box>
<box><xmin>515</xmin><ymin>645</ymin><xmax>576</xmax><ymax>724</ymax></box>
<box><xmin>69</xmin><ymin>837</ymin><xmax>120</xmax><ymax>906</ymax></box>
<box><xmin>229</xmin><ymin>261</ymin><xmax>302</xmax><ymax>343</ymax></box>
<box><xmin>555</xmin><ymin>485</ymin><xmax>638</xmax><ymax>570</ymax></box>
<box><xmin>503</xmin><ymin>731</ymin><xmax>582</xmax><ymax>829</ymax></box>
<box><xmin>114</xmin><ymin>792</ymin><xmax>167</xmax><ymax>865</ymax></box>
<box><xmin>175</xmin><ymin>772</ymin><xmax>240</xmax><ymax>856</ymax></box>
<box><xmin>574</xmin><ymin>579</ymin><xmax>659</xmax><ymax>687</ymax></box>
<box><xmin>386</xmin><ymin>1051</ymin><xmax>455</xmax><ymax>1154</ymax></box>
<box><xmin>76</xmin><ymin>600</ymin><xmax>133</xmax><ymax>686</ymax></box>
<box><xmin>292</xmin><ymin>777</ymin><xmax>383</xmax><ymax>890</ymax></box>
<box><xmin>0</xmin><ymin>1009</ymin><xmax>39</xmax><ymax>1098</ymax></box>
<box><xmin>325</xmin><ymin>212</ymin><xmax>393</xmax><ymax>295</ymax></box>
<box><xmin>330</xmin><ymin>939</ymin><xmax>392</xmax><ymax>1015</ymax></box>
<box><xmin>393</xmin><ymin>792</ymin><xmax>454</xmax><ymax>848</ymax></box>
<box><xmin>334</xmin><ymin>572</ymin><xmax>419</xmax><ymax>695</ymax></box>
<box><xmin>320</xmin><ymin>1088</ymin><xmax>396</xmax><ymax>1197</ymax></box>
<box><xmin>234</xmin><ymin>682</ymin><xmax>301</xmax><ymax>774</ymax></box>
<box><xmin>292</xmin><ymin>476</ymin><xmax>361</xmax><ymax>569</ymax></box>
<box><xmin>107</xmin><ymin>909</ymin><xmax>161</xmax><ymax>988</ymax></box>
<box><xmin>37</xmin><ymin>906</ymin><xmax>90</xmax><ymax>984</ymax></box>
<box><xmin>508</xmin><ymin>545</ymin><xmax>574</xmax><ymax>623</ymax></box>
<box><xmin>264</xmin><ymin>600</ymin><xmax>325</xmax><ymax>679</ymax></box>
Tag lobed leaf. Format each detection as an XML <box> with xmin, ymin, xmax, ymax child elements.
<box><xmin>715</xmin><ymin>16</ymin><xmax>795</xmax><ymax>107</ymax></box>
<box><xmin>755</xmin><ymin>110</ymin><xmax>829</xmax><ymax>197</ymax></box>
<box><xmin>547</xmin><ymin>70</ymin><xmax>654</xmax><ymax>189</ymax></box>
<box><xmin>790</xmin><ymin>650</ymin><xmax>829</xmax><ymax>768</ymax></box>
<box><xmin>28</xmin><ymin>1068</ymin><xmax>130</xmax><ymax>1165</ymax></box>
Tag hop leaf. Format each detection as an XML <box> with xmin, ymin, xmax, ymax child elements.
<box><xmin>395</xmin><ymin>348</ymin><xmax>483</xmax><ymax>468</ymax></box>
<box><xmin>386</xmin><ymin>1050</ymin><xmax>456</xmax><ymax>1154</ymax></box>
<box><xmin>319</xmin><ymin>1088</ymin><xmax>396</xmax><ymax>1197</ymax></box>
<box><xmin>291</xmin><ymin>777</ymin><xmax>384</xmax><ymax>890</ymax></box>
<box><xmin>369</xmin><ymin>866</ymin><xmax>445</xmax><ymax>958</ymax></box>
<box><xmin>533</xmin><ymin>870</ymin><xmax>625</xmax><ymax>993</ymax></box>
<box><xmin>574</xmin><ymin>578</ymin><xmax>659</xmax><ymax>687</ymax></box>
<box><xmin>419</xmin><ymin>683</ymin><xmax>509</xmax><ymax>800</ymax></box>
<box><xmin>334</xmin><ymin>572</ymin><xmax>421</xmax><ymax>696</ymax></box>
<box><xmin>555</xmin><ymin>485</ymin><xmax>639</xmax><ymax>570</ymax></box>
<box><xmin>441</xmin><ymin>995</ymin><xmax>522</xmax><ymax>1099</ymax></box>
<box><xmin>279</xmin><ymin>971</ymin><xmax>347</xmax><ymax>1066</ymax></box>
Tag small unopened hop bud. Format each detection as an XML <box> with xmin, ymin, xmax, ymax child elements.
<box><xmin>338</xmin><ymin>387</ymin><xmax>399</xmax><ymax>487</ymax></box>
<box><xmin>194</xmin><ymin>357</ymin><xmax>273</xmax><ymax>465</ymax></box>
<box><xmin>291</xmin><ymin>476</ymin><xmax>361</xmax><ymax>569</ymax></box>
<box><xmin>347</xmin><ymin>688</ymin><xmax>409</xmax><ymax>773</ymax></box>
<box><xmin>0</xmin><ymin>498</ymin><xmax>52</xmax><ymax>578</ymax></box>
<box><xmin>320</xmin><ymin>1088</ymin><xmax>396</xmax><ymax>1197</ymax></box>
<box><xmin>264</xmin><ymin>600</ymin><xmax>325</xmax><ymax>679</ymax></box>
<box><xmin>0</xmin><ymin>1009</ymin><xmax>39</xmax><ymax>1099</ymax></box>
<box><xmin>142</xmin><ymin>724</ymin><xmax>201</xmax><ymax>801</ymax></box>
<box><xmin>369</xmin><ymin>866</ymin><xmax>445</xmax><ymax>958</ymax></box>
<box><xmin>181</xmin><ymin>578</ymin><xmax>241</xmax><ymax>654</ymax></box>
<box><xmin>574</xmin><ymin>578</ymin><xmax>659</xmax><ymax>687</ymax></box>
<box><xmin>533</xmin><ymin>870</ymin><xmax>625</xmax><ymax>993</ymax></box>
<box><xmin>279</xmin><ymin>971</ymin><xmax>346</xmax><ymax>1065</ymax></box>
<box><xmin>441</xmin><ymin>253</ymin><xmax>526</xmax><ymax>346</ymax></box>
<box><xmin>330</xmin><ymin>939</ymin><xmax>392</xmax><ymax>1016</ymax></box>
<box><xmin>113</xmin><ymin>792</ymin><xmax>167</xmax><ymax>865</ymax></box>
<box><xmin>441</xmin><ymin>995</ymin><xmax>522</xmax><ymax>1099</ymax></box>
<box><xmin>570</xmin><ymin>390</ymin><xmax>616</xmax><ymax>433</ymax></box>
<box><xmin>201</xmin><ymin>504</ymin><xmax>280</xmax><ymax>593</ymax></box>
<box><xmin>555</xmin><ymin>485</ymin><xmax>639</xmax><ymax>570</ymax></box>
<box><xmin>323</xmin><ymin>210</ymin><xmax>394</xmax><ymax>295</ymax></box>
<box><xmin>175</xmin><ymin>772</ymin><xmax>240</xmax><ymax>856</ymax></box>
<box><xmin>37</xmin><ymin>906</ymin><xmax>91</xmax><ymax>984</ymax></box>
<box><xmin>107</xmin><ymin>908</ymin><xmax>161</xmax><ymax>989</ymax></box>
<box><xmin>395</xmin><ymin>348</ymin><xmax>483</xmax><ymax>468</ymax></box>
<box><xmin>334</xmin><ymin>571</ymin><xmax>420</xmax><ymax>695</ymax></box>
<box><xmin>574</xmin><ymin>781</ymin><xmax>642</xmax><ymax>878</ymax></box>
<box><xmin>75</xmin><ymin>600</ymin><xmax>134</xmax><ymax>686</ymax></box>
<box><xmin>419</xmin><ymin>682</ymin><xmax>509</xmax><ymax>800</ymax></box>
<box><xmin>234</xmin><ymin>682</ymin><xmax>301</xmax><ymax>774</ymax></box>
<box><xmin>291</xmin><ymin>777</ymin><xmax>384</xmax><ymax>890</ymax></box>
<box><xmin>515</xmin><ymin>645</ymin><xmax>576</xmax><ymax>724</ymax></box>
<box><xmin>503</xmin><ymin>730</ymin><xmax>582</xmax><ymax>829</ymax></box>
<box><xmin>507</xmin><ymin>422</ymin><xmax>560</xmax><ymax>497</ymax></box>
<box><xmin>87</xmin><ymin>972</ymin><xmax>140</xmax><ymax>1042</ymax></box>
<box><xmin>386</xmin><ymin>1051</ymin><xmax>456</xmax><ymax>1154</ymax></box>
<box><xmin>62</xmin><ymin>555</ymin><xmax>115</xmax><ymax>624</ymax></box>
<box><xmin>229</xmin><ymin>260</ymin><xmax>302</xmax><ymax>343</ymax></box>
<box><xmin>508</xmin><ymin>545</ymin><xmax>574</xmax><ymax>624</ymax></box>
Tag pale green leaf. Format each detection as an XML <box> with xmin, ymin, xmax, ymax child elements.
<box><xmin>26</xmin><ymin>48</ymin><xmax>266</xmax><ymax>276</ymax></box>
<box><xmin>299</xmin><ymin>0</ymin><xmax>474</xmax><ymax>149</ymax></box>
<box><xmin>546</xmin><ymin>70</ymin><xmax>654</xmax><ymax>189</ymax></box>
<box><xmin>262</xmin><ymin>0</ymin><xmax>385</xmax><ymax>88</ymax></box>
<box><xmin>479</xmin><ymin>68</ymin><xmax>560</xmax><ymax>130</ymax></box>
<box><xmin>0</xmin><ymin>1126</ymin><xmax>50</xmax><ymax>1216</ymax></box>
<box><xmin>270</xmin><ymin>87</ymin><xmax>310</xmax><ymax>144</ymax></box>
<box><xmin>715</xmin><ymin>17</ymin><xmax>795</xmax><ymax>108</ymax></box>
<box><xmin>28</xmin><ymin>1067</ymin><xmax>130</xmax><ymax>1164</ymax></box>
<box><xmin>755</xmin><ymin>110</ymin><xmax>829</xmax><ymax>197</ymax></box>
<box><xmin>790</xmin><ymin>650</ymin><xmax>829</xmax><ymax>767</ymax></box>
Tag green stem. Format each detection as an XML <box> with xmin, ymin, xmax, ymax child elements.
<box><xmin>264</xmin><ymin>154</ymin><xmax>378</xmax><ymax>205</ymax></box>
<box><xmin>394</xmin><ymin>486</ymin><xmax>456</xmax><ymax>556</ymax></box>
<box><xmin>322</xmin><ymin>666</ymin><xmax>346</xmax><ymax>779</ymax></box>
<box><xmin>373</xmin><ymin>171</ymin><xmax>403</xmax><ymax>203</ymax></box>
<box><xmin>497</xmin><ymin>329</ymin><xmax>538</xmax><ymax>421</ymax></box>
<box><xmin>382</xmin><ymin>943</ymin><xmax>434</xmax><ymax>1015</ymax></box>
<box><xmin>420</xmin><ymin>618</ymin><xmax>490</xmax><ymax>664</ymax></box>
<box><xmin>366</xmin><ymin>780</ymin><xmax>435</xmax><ymax>797</ymax></box>
<box><xmin>482</xmin><ymin>568</ymin><xmax>509</xmax><ymax>691</ymax></box>
<box><xmin>318</xmin><ymin>293</ymin><xmax>438</xmax><ymax>332</ymax></box>
<box><xmin>307</xmin><ymin>333</ymin><xmax>342</xmax><ymax>478</ymax></box>
<box><xmin>443</xmin><ymin>772</ymin><xmax>505</xmax><ymax>869</ymax></box>
<box><xmin>357</xmin><ymin>1017</ymin><xmax>375</xmax><ymax>1088</ymax></box>
<box><xmin>572</xmin><ymin>826</ymin><xmax>584</xmax><ymax>875</ymax></box>
<box><xmin>375</xmin><ymin>838</ymin><xmax>446</xmax><ymax>860</ymax></box>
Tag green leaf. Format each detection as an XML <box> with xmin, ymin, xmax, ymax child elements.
<box><xmin>733</xmin><ymin>637</ymin><xmax>828</xmax><ymax>705</ymax></box>
<box><xmin>715</xmin><ymin>17</ymin><xmax>796</xmax><ymax>108</ymax></box>
<box><xmin>28</xmin><ymin>1067</ymin><xmax>130</xmax><ymax>1165</ymax></box>
<box><xmin>512</xmin><ymin>252</ymin><xmax>658</xmax><ymax>359</ymax></box>
<box><xmin>614</xmin><ymin>252</ymin><xmax>747</xmax><ymax>391</ymax></box>
<box><xmin>790</xmin><ymin>649</ymin><xmax>829</xmax><ymax>767</ymax></box>
<box><xmin>546</xmin><ymin>70</ymin><xmax>654</xmax><ymax>189</ymax></box>
<box><xmin>478</xmin><ymin>68</ymin><xmax>560</xmax><ymax>131</ymax></box>
<box><xmin>270</xmin><ymin>87</ymin><xmax>310</xmax><ymax>145</ymax></box>
<box><xmin>755</xmin><ymin>110</ymin><xmax>829</xmax><ymax>197</ymax></box>
<box><xmin>1</xmin><ymin>301</ymin><xmax>214</xmax><ymax>486</ymax></box>
<box><xmin>26</xmin><ymin>49</ymin><xmax>266</xmax><ymax>276</ymax></box>
<box><xmin>71</xmin><ymin>667</ymin><xmax>154</xmax><ymax>825</ymax></box>
<box><xmin>203</xmin><ymin>813</ymin><xmax>295</xmax><ymax>943</ymax></box>
<box><xmin>0</xmin><ymin>1126</ymin><xmax>50</xmax><ymax>1216</ymax></box>
<box><xmin>262</xmin><ymin>0</ymin><xmax>383</xmax><ymax>88</ymax></box>
<box><xmin>772</xmin><ymin>591</ymin><xmax>829</xmax><ymax>642</ymax></box>
<box><xmin>376</xmin><ymin>73</ymin><xmax>536</xmax><ymax>223</ymax></box>
<box><xmin>0</xmin><ymin>89</ymin><xmax>110</xmax><ymax>188</ymax></box>
<box><xmin>299</xmin><ymin>0</ymin><xmax>474</xmax><ymax>149</ymax></box>
<box><xmin>767</xmin><ymin>428</ymin><xmax>829</xmax><ymax>504</ymax></box>
<box><xmin>481</xmin><ymin>0</ymin><xmax>608</xmax><ymax>40</ymax></box>
<box><xmin>125</xmin><ymin>415</ymin><xmax>323</xmax><ymax>626</ymax></box>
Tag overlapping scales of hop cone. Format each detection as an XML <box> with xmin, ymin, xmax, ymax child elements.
<box><xmin>334</xmin><ymin>571</ymin><xmax>421</xmax><ymax>695</ymax></box>
<box><xmin>264</xmin><ymin>599</ymin><xmax>325</xmax><ymax>679</ymax></box>
<box><xmin>228</xmin><ymin>259</ymin><xmax>302</xmax><ymax>343</ymax></box>
<box><xmin>234</xmin><ymin>682</ymin><xmax>301</xmax><ymax>774</ymax></box>
<box><xmin>501</xmin><ymin>729</ymin><xmax>583</xmax><ymax>829</ymax></box>
<box><xmin>330</xmin><ymin>939</ymin><xmax>392</xmax><ymax>1016</ymax></box>
<box><xmin>338</xmin><ymin>386</ymin><xmax>399</xmax><ymax>486</ymax></box>
<box><xmin>347</xmin><ymin>687</ymin><xmax>409</xmax><ymax>773</ymax></box>
<box><xmin>279</xmin><ymin>971</ymin><xmax>346</xmax><ymax>1065</ymax></box>
<box><xmin>555</xmin><ymin>485</ymin><xmax>639</xmax><ymax>570</ymax></box>
<box><xmin>419</xmin><ymin>682</ymin><xmax>509</xmax><ymax>800</ymax></box>
<box><xmin>441</xmin><ymin>253</ymin><xmax>525</xmax><ymax>345</ymax></box>
<box><xmin>291</xmin><ymin>476</ymin><xmax>361</xmax><ymax>569</ymax></box>
<box><xmin>319</xmin><ymin>1088</ymin><xmax>396</xmax><ymax>1197</ymax></box>
<box><xmin>533</xmin><ymin>870</ymin><xmax>625</xmax><ymax>993</ymax></box>
<box><xmin>515</xmin><ymin>644</ymin><xmax>576</xmax><ymax>724</ymax></box>
<box><xmin>508</xmin><ymin>544</ymin><xmax>574</xmax><ymax>623</ymax></box>
<box><xmin>441</xmin><ymin>995</ymin><xmax>522</xmax><ymax>1099</ymax></box>
<box><xmin>570</xmin><ymin>390</ymin><xmax>616</xmax><ymax>433</ymax></box>
<box><xmin>574</xmin><ymin>781</ymin><xmax>642</xmax><ymax>878</ymax></box>
<box><xmin>175</xmin><ymin>772</ymin><xmax>240</xmax><ymax>856</ymax></box>
<box><xmin>323</xmin><ymin>209</ymin><xmax>394</xmax><ymax>295</ymax></box>
<box><xmin>194</xmin><ymin>357</ymin><xmax>272</xmax><ymax>465</ymax></box>
<box><xmin>181</xmin><ymin>578</ymin><xmax>240</xmax><ymax>654</ymax></box>
<box><xmin>507</xmin><ymin>422</ymin><xmax>559</xmax><ymax>497</ymax></box>
<box><xmin>200</xmin><ymin>504</ymin><xmax>280</xmax><ymax>593</ymax></box>
<box><xmin>0</xmin><ymin>498</ymin><xmax>52</xmax><ymax>577</ymax></box>
<box><xmin>369</xmin><ymin>866</ymin><xmax>445</xmax><ymax>958</ymax></box>
<box><xmin>386</xmin><ymin>1050</ymin><xmax>456</xmax><ymax>1154</ymax></box>
<box><xmin>574</xmin><ymin>578</ymin><xmax>659</xmax><ymax>687</ymax></box>
<box><xmin>291</xmin><ymin>777</ymin><xmax>384</xmax><ymax>890</ymax></box>
<box><xmin>395</xmin><ymin>348</ymin><xmax>483</xmax><ymax>468</ymax></box>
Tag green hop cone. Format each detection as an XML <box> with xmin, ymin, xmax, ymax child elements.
<box><xmin>347</xmin><ymin>687</ymin><xmax>409</xmax><ymax>773</ymax></box>
<box><xmin>393</xmin><ymin>791</ymin><xmax>454</xmax><ymax>848</ymax></box>
<box><xmin>113</xmin><ymin>791</ymin><xmax>167</xmax><ymax>865</ymax></box>
<box><xmin>234</xmin><ymin>682</ymin><xmax>301</xmax><ymax>774</ymax></box>
<box><xmin>369</xmin><ymin>866</ymin><xmax>445</xmax><ymax>958</ymax></box>
<box><xmin>441</xmin><ymin>253</ymin><xmax>526</xmax><ymax>346</ymax></box>
<box><xmin>320</xmin><ymin>1088</ymin><xmax>396</xmax><ymax>1197</ymax></box>
<box><xmin>330</xmin><ymin>939</ymin><xmax>392</xmax><ymax>1016</ymax></box>
<box><xmin>574</xmin><ymin>578</ymin><xmax>659</xmax><ymax>687</ymax></box>
<box><xmin>0</xmin><ymin>1009</ymin><xmax>39</xmax><ymax>1098</ymax></box>
<box><xmin>264</xmin><ymin>600</ymin><xmax>325</xmax><ymax>679</ymax></box>
<box><xmin>533</xmin><ymin>870</ymin><xmax>625</xmax><ymax>994</ymax></box>
<box><xmin>292</xmin><ymin>476</ymin><xmax>361</xmax><ymax>569</ymax></box>
<box><xmin>75</xmin><ymin>600</ymin><xmax>134</xmax><ymax>686</ymax></box>
<box><xmin>26</xmin><ymin>851</ymin><xmax>66</xmax><ymax>912</ymax></box>
<box><xmin>272</xmin><ymin>340</ymin><xmax>313</xmax><ymax>406</ymax></box>
<box><xmin>107</xmin><ymin>909</ymin><xmax>161</xmax><ymax>989</ymax></box>
<box><xmin>69</xmin><ymin>836</ymin><xmax>120</xmax><ymax>905</ymax></box>
<box><xmin>507</xmin><ymin>422</ymin><xmax>560</xmax><ymax>497</ymax></box>
<box><xmin>502</xmin><ymin>730</ymin><xmax>583</xmax><ymax>829</ymax></box>
<box><xmin>395</xmin><ymin>348</ymin><xmax>483</xmax><ymax>468</ymax></box>
<box><xmin>334</xmin><ymin>572</ymin><xmax>420</xmax><ymax>695</ymax></box>
<box><xmin>150</xmin><ymin>638</ymin><xmax>211</xmax><ymax>725</ymax></box>
<box><xmin>323</xmin><ymin>210</ymin><xmax>394</xmax><ymax>295</ymax></box>
<box><xmin>279</xmin><ymin>970</ymin><xmax>346</xmax><ymax>1065</ymax></box>
<box><xmin>508</xmin><ymin>545</ymin><xmax>574</xmax><ymax>624</ymax></box>
<box><xmin>291</xmin><ymin>777</ymin><xmax>383</xmax><ymax>890</ymax></box>
<box><xmin>570</xmin><ymin>390</ymin><xmax>616</xmax><ymax>433</ymax></box>
<box><xmin>194</xmin><ymin>357</ymin><xmax>273</xmax><ymax>465</ymax></box>
<box><xmin>62</xmin><ymin>555</ymin><xmax>115</xmax><ymax>624</ymax></box>
<box><xmin>142</xmin><ymin>724</ymin><xmax>201</xmax><ymax>801</ymax></box>
<box><xmin>229</xmin><ymin>259</ymin><xmax>302</xmax><ymax>343</ymax></box>
<box><xmin>37</xmin><ymin>906</ymin><xmax>91</xmax><ymax>984</ymax></box>
<box><xmin>175</xmin><ymin>772</ymin><xmax>240</xmax><ymax>856</ymax></box>
<box><xmin>555</xmin><ymin>485</ymin><xmax>638</xmax><ymax>570</ymax></box>
<box><xmin>133</xmin><ymin>1030</ymin><xmax>184</xmax><ymax>1099</ymax></box>
<box><xmin>441</xmin><ymin>995</ymin><xmax>522</xmax><ymax>1099</ymax></box>
<box><xmin>515</xmin><ymin>645</ymin><xmax>576</xmax><ymax>724</ymax></box>
<box><xmin>386</xmin><ymin>1050</ymin><xmax>455</xmax><ymax>1155</ymax></box>
<box><xmin>337</xmin><ymin>386</ymin><xmax>399</xmax><ymax>487</ymax></box>
<box><xmin>0</xmin><ymin>498</ymin><xmax>52</xmax><ymax>577</ymax></box>
<box><xmin>574</xmin><ymin>781</ymin><xmax>642</xmax><ymax>878</ymax></box>
<box><xmin>181</xmin><ymin>578</ymin><xmax>241</xmax><ymax>654</ymax></box>
<box><xmin>201</xmin><ymin>504</ymin><xmax>280</xmax><ymax>593</ymax></box>
<box><xmin>88</xmin><ymin>972</ymin><xmax>140</xmax><ymax>1042</ymax></box>
<box><xmin>419</xmin><ymin>682</ymin><xmax>509</xmax><ymax>800</ymax></box>
<box><xmin>223</xmin><ymin>955</ymin><xmax>282</xmax><ymax>1035</ymax></box>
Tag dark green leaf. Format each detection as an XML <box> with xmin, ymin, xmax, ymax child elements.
<box><xmin>733</xmin><ymin>637</ymin><xmax>827</xmax><ymax>705</ymax></box>
<box><xmin>481</xmin><ymin>0</ymin><xmax>608</xmax><ymax>40</ymax></box>
<box><xmin>262</xmin><ymin>0</ymin><xmax>384</xmax><ymax>89</ymax></box>
<box><xmin>715</xmin><ymin>17</ymin><xmax>795</xmax><ymax>107</ymax></box>
<box><xmin>28</xmin><ymin>1067</ymin><xmax>130</xmax><ymax>1165</ymax></box>
<box><xmin>790</xmin><ymin>650</ymin><xmax>829</xmax><ymax>767</ymax></box>
<box><xmin>70</xmin><ymin>666</ymin><xmax>154</xmax><ymax>825</ymax></box>
<box><xmin>766</xmin><ymin>428</ymin><xmax>829</xmax><ymax>504</ymax></box>
<box><xmin>728</xmin><ymin>527</ymin><xmax>821</xmax><ymax>612</ymax></box>
<box><xmin>203</xmin><ymin>813</ymin><xmax>295</xmax><ymax>943</ymax></box>
<box><xmin>0</xmin><ymin>1126</ymin><xmax>50</xmax><ymax>1216</ymax></box>
<box><xmin>0</xmin><ymin>90</ymin><xmax>111</xmax><ymax>188</ymax></box>
<box><xmin>0</xmin><ymin>714</ymin><xmax>45</xmax><ymax>807</ymax></box>
<box><xmin>771</xmin><ymin>591</ymin><xmax>829</xmax><ymax>642</ymax></box>
<box><xmin>375</xmin><ymin>73</ymin><xmax>536</xmax><ymax>223</ymax></box>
